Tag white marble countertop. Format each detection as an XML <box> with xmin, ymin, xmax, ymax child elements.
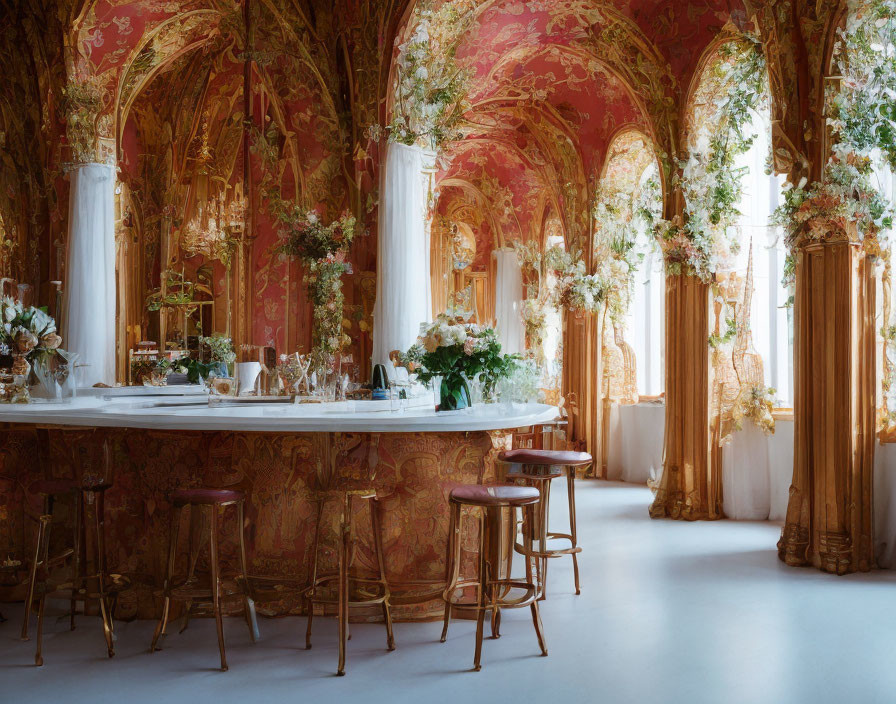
<box><xmin>0</xmin><ymin>395</ymin><xmax>559</xmax><ymax>433</ymax></box>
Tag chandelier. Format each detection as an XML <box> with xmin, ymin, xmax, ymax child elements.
<box><xmin>181</xmin><ymin>186</ymin><xmax>247</xmax><ymax>267</ymax></box>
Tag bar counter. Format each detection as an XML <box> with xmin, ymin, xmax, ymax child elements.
<box><xmin>0</xmin><ymin>395</ymin><xmax>558</xmax><ymax>621</ymax></box>
<box><xmin>0</xmin><ymin>394</ymin><xmax>558</xmax><ymax>432</ymax></box>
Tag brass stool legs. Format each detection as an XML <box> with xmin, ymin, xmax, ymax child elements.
<box><xmin>304</xmin><ymin>491</ymin><xmax>394</xmax><ymax>676</ymax></box>
<box><xmin>151</xmin><ymin>504</ymin><xmax>181</xmax><ymax>660</ymax></box>
<box><xmin>151</xmin><ymin>495</ymin><xmax>256</xmax><ymax>672</ymax></box>
<box><xmin>566</xmin><ymin>471</ymin><xmax>580</xmax><ymax>595</ymax></box>
<box><xmin>22</xmin><ymin>486</ymin><xmax>121</xmax><ymax>666</ymax></box>
<box><xmin>513</xmin><ymin>468</ymin><xmax>583</xmax><ymax>598</ymax></box>
<box><xmin>499</xmin><ymin>450</ymin><xmax>591</xmax><ymax>598</ymax></box>
<box><xmin>441</xmin><ymin>498</ymin><xmax>547</xmax><ymax>672</ymax></box>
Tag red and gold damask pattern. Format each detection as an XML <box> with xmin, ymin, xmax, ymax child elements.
<box><xmin>1</xmin><ymin>0</ymin><xmax>750</xmax><ymax>366</ymax></box>
<box><xmin>0</xmin><ymin>425</ymin><xmax>510</xmax><ymax>619</ymax></box>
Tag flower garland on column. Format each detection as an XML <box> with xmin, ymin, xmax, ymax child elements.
<box><xmin>657</xmin><ymin>32</ymin><xmax>778</xmax><ymax>436</ymax></box>
<box><xmin>773</xmin><ymin>0</ymin><xmax>896</xmax><ymax>425</ymax></box>
<box><xmin>276</xmin><ymin>205</ymin><xmax>357</xmax><ymax>364</ymax></box>
<box><xmin>592</xmin><ymin>176</ymin><xmax>662</xmax><ymax>326</ymax></box>
<box><xmin>658</xmin><ymin>34</ymin><xmax>768</xmax><ymax>281</ymax></box>
<box><xmin>385</xmin><ymin>0</ymin><xmax>474</xmax><ymax>152</ymax></box>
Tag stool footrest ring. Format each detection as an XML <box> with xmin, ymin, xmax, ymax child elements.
<box><xmin>443</xmin><ymin>579</ymin><xmax>538</xmax><ymax>610</ymax></box>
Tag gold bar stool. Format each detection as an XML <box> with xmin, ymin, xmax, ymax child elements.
<box><xmin>499</xmin><ymin>449</ymin><xmax>592</xmax><ymax>597</ymax></box>
<box><xmin>304</xmin><ymin>486</ymin><xmax>394</xmax><ymax>676</ymax></box>
<box><xmin>440</xmin><ymin>484</ymin><xmax>547</xmax><ymax>671</ymax></box>
<box><xmin>150</xmin><ymin>488</ymin><xmax>256</xmax><ymax>671</ymax></box>
<box><xmin>21</xmin><ymin>477</ymin><xmax>128</xmax><ymax>666</ymax></box>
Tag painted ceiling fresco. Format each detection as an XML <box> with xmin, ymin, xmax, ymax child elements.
<box><xmin>430</xmin><ymin>0</ymin><xmax>744</xmax><ymax>272</ymax></box>
<box><xmin>1</xmin><ymin>0</ymin><xmax>837</xmax><ymax>364</ymax></box>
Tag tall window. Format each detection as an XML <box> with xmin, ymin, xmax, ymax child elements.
<box><xmin>597</xmin><ymin>131</ymin><xmax>665</xmax><ymax>398</ymax></box>
<box><xmin>683</xmin><ymin>37</ymin><xmax>791</xmax><ymax>414</ymax></box>
<box><xmin>732</xmin><ymin>106</ymin><xmax>793</xmax><ymax>405</ymax></box>
<box><xmin>873</xmin><ymin>153</ymin><xmax>896</xmax><ymax>419</ymax></box>
<box><xmin>626</xmin><ymin>161</ymin><xmax>665</xmax><ymax>396</ymax></box>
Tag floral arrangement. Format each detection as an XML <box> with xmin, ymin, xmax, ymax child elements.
<box><xmin>278</xmin><ymin>208</ymin><xmax>356</xmax><ymax>262</ymax></box>
<box><xmin>773</xmin><ymin>148</ymin><xmax>891</xmax><ymax>254</ymax></box>
<box><xmin>592</xmin><ymin>176</ymin><xmax>660</xmax><ymax>323</ymax></box>
<box><xmin>200</xmin><ymin>333</ymin><xmax>236</xmax><ymax>365</ymax></box>
<box><xmin>772</xmin><ymin>1</ymin><xmax>895</xmax><ymax>270</ymax></box>
<box><xmin>667</xmin><ymin>34</ymin><xmax>767</xmax><ymax>282</ymax></box>
<box><xmin>276</xmin><ymin>205</ymin><xmax>357</xmax><ymax>360</ymax></box>
<box><xmin>153</xmin><ymin>355</ymin><xmax>216</xmax><ymax>385</ymax></box>
<box><xmin>772</xmin><ymin>0</ymin><xmax>896</xmax><ymax>267</ymax></box>
<box><xmin>729</xmin><ymin>384</ymin><xmax>777</xmax><ymax>435</ymax></box>
<box><xmin>388</xmin><ymin>1</ymin><xmax>473</xmax><ymax>151</ymax></box>
<box><xmin>1</xmin><ymin>298</ymin><xmax>63</xmax><ymax>373</ymax></box>
<box><xmin>406</xmin><ymin>314</ymin><xmax>518</xmax><ymax>410</ymax></box>
<box><xmin>0</xmin><ymin>299</ymin><xmax>67</xmax><ymax>403</ymax></box>
<box><xmin>829</xmin><ymin>0</ymin><xmax>896</xmax><ymax>170</ymax></box>
<box><xmin>559</xmin><ymin>265</ymin><xmax>606</xmax><ymax>312</ymax></box>
<box><xmin>520</xmin><ymin>298</ymin><xmax>548</xmax><ymax>352</ymax></box>
<box><xmin>61</xmin><ymin>74</ymin><xmax>105</xmax><ymax>164</ymax></box>
<box><xmin>543</xmin><ymin>247</ymin><xmax>607</xmax><ymax>314</ymax></box>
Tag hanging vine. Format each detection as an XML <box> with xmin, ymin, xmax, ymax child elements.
<box><xmin>804</xmin><ymin>0</ymin><xmax>896</xmax><ymax>425</ymax></box>
<box><xmin>660</xmin><ymin>34</ymin><xmax>768</xmax><ymax>282</ymax></box>
<box><xmin>386</xmin><ymin>0</ymin><xmax>474</xmax><ymax>151</ymax></box>
<box><xmin>593</xmin><ymin>174</ymin><xmax>662</xmax><ymax>324</ymax></box>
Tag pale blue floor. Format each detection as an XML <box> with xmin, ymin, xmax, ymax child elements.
<box><xmin>3</xmin><ymin>481</ymin><xmax>896</xmax><ymax>704</ymax></box>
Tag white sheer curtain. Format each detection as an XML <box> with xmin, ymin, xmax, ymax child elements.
<box><xmin>627</xmin><ymin>249</ymin><xmax>664</xmax><ymax>396</ymax></box>
<box><xmin>373</xmin><ymin>142</ymin><xmax>433</xmax><ymax>367</ymax></box>
<box><xmin>493</xmin><ymin>247</ymin><xmax>524</xmax><ymax>354</ymax></box>
<box><xmin>63</xmin><ymin>163</ymin><xmax>116</xmax><ymax>387</ymax></box>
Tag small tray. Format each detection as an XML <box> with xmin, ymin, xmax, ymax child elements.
<box><xmin>208</xmin><ymin>395</ymin><xmax>298</xmax><ymax>406</ymax></box>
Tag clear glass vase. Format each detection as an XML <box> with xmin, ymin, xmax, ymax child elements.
<box><xmin>30</xmin><ymin>352</ymin><xmax>79</xmax><ymax>401</ymax></box>
<box><xmin>437</xmin><ymin>374</ymin><xmax>471</xmax><ymax>412</ymax></box>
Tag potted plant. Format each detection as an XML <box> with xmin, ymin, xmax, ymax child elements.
<box><xmin>200</xmin><ymin>333</ymin><xmax>237</xmax><ymax>377</ymax></box>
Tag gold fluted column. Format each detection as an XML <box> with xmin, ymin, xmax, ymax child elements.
<box><xmin>778</xmin><ymin>237</ymin><xmax>876</xmax><ymax>574</ymax></box>
<box><xmin>562</xmin><ymin>307</ymin><xmax>603</xmax><ymax>472</ymax></box>
<box><xmin>650</xmin><ymin>274</ymin><xmax>720</xmax><ymax>520</ymax></box>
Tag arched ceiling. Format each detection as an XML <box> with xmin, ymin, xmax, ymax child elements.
<box><xmin>425</xmin><ymin>0</ymin><xmax>748</xmax><ymax>269</ymax></box>
<box><xmin>49</xmin><ymin>0</ymin><xmax>747</xmax><ymax>257</ymax></box>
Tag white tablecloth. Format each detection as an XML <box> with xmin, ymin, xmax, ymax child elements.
<box><xmin>721</xmin><ymin>419</ymin><xmax>793</xmax><ymax>521</ymax></box>
<box><xmin>874</xmin><ymin>443</ymin><xmax>896</xmax><ymax>568</ymax></box>
<box><xmin>606</xmin><ymin>407</ymin><xmax>794</xmax><ymax>521</ymax></box>
<box><xmin>606</xmin><ymin>403</ymin><xmax>665</xmax><ymax>484</ymax></box>
<box><xmin>767</xmin><ymin>419</ymin><xmax>793</xmax><ymax>522</ymax></box>
<box><xmin>722</xmin><ymin>423</ymin><xmax>771</xmax><ymax>520</ymax></box>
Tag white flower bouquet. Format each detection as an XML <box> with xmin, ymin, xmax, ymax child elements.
<box><xmin>406</xmin><ymin>314</ymin><xmax>519</xmax><ymax>410</ymax></box>
<box><xmin>1</xmin><ymin>297</ymin><xmax>63</xmax><ymax>365</ymax></box>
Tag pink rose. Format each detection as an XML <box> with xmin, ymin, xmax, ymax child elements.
<box><xmin>40</xmin><ymin>333</ymin><xmax>62</xmax><ymax>350</ymax></box>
